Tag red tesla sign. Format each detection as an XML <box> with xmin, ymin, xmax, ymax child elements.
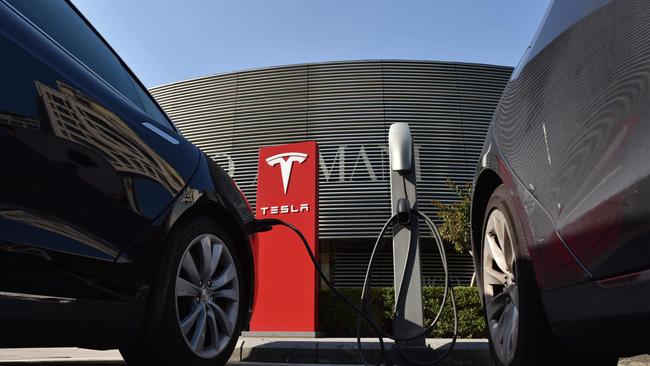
<box><xmin>250</xmin><ymin>141</ymin><xmax>319</xmax><ymax>333</ymax></box>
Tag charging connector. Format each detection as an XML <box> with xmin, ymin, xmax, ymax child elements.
<box><xmin>396</xmin><ymin>198</ymin><xmax>411</xmax><ymax>225</ymax></box>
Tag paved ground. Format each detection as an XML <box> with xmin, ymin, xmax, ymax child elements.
<box><xmin>0</xmin><ymin>361</ymin><xmax>358</xmax><ymax>366</ymax></box>
<box><xmin>0</xmin><ymin>346</ymin><xmax>647</xmax><ymax>365</ymax></box>
<box><xmin>0</xmin><ymin>363</ymin><xmax>357</xmax><ymax>366</ymax></box>
<box><xmin>0</xmin><ymin>360</ymin><xmax>648</xmax><ymax>365</ymax></box>
<box><xmin>624</xmin><ymin>358</ymin><xmax>650</xmax><ymax>366</ymax></box>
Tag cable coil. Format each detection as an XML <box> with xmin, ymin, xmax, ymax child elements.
<box><xmin>254</xmin><ymin>209</ymin><xmax>457</xmax><ymax>365</ymax></box>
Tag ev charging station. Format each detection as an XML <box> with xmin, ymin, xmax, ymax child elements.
<box><xmin>389</xmin><ymin>123</ymin><xmax>427</xmax><ymax>349</ymax></box>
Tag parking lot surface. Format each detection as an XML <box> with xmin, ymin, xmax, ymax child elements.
<box><xmin>0</xmin><ymin>347</ymin><xmax>647</xmax><ymax>365</ymax></box>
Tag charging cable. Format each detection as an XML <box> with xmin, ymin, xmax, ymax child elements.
<box><xmin>356</xmin><ymin>209</ymin><xmax>457</xmax><ymax>366</ymax></box>
<box><xmin>251</xmin><ymin>208</ymin><xmax>457</xmax><ymax>365</ymax></box>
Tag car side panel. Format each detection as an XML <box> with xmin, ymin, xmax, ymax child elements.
<box><xmin>474</xmin><ymin>132</ymin><xmax>590</xmax><ymax>294</ymax></box>
<box><xmin>495</xmin><ymin>0</ymin><xmax>650</xmax><ymax>280</ymax></box>
<box><xmin>0</xmin><ymin>2</ymin><xmax>198</xmax><ymax>299</ymax></box>
<box><xmin>478</xmin><ymin>0</ymin><xmax>650</xmax><ymax>352</ymax></box>
<box><xmin>542</xmin><ymin>276</ymin><xmax>650</xmax><ymax>354</ymax></box>
<box><xmin>0</xmin><ymin>156</ymin><xmax>253</xmax><ymax>350</ymax></box>
<box><xmin>546</xmin><ymin>0</ymin><xmax>650</xmax><ymax>280</ymax></box>
<box><xmin>84</xmin><ymin>154</ymin><xmax>255</xmax><ymax>307</ymax></box>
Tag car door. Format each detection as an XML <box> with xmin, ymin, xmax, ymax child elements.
<box><xmin>543</xmin><ymin>0</ymin><xmax>650</xmax><ymax>280</ymax></box>
<box><xmin>496</xmin><ymin>0</ymin><xmax>650</xmax><ymax>280</ymax></box>
<box><xmin>0</xmin><ymin>0</ymin><xmax>198</xmax><ymax>299</ymax></box>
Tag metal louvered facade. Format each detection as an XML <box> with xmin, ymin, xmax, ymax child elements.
<box><xmin>150</xmin><ymin>60</ymin><xmax>512</xmax><ymax>287</ymax></box>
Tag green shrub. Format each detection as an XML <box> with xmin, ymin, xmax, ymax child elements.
<box><xmin>319</xmin><ymin>286</ymin><xmax>486</xmax><ymax>338</ymax></box>
<box><xmin>432</xmin><ymin>179</ymin><xmax>473</xmax><ymax>254</ymax></box>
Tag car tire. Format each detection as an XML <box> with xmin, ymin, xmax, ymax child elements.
<box><xmin>120</xmin><ymin>215</ymin><xmax>245</xmax><ymax>366</ymax></box>
<box><xmin>480</xmin><ymin>185</ymin><xmax>617</xmax><ymax>366</ymax></box>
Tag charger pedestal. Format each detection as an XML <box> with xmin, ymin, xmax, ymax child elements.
<box><xmin>387</xmin><ymin>123</ymin><xmax>428</xmax><ymax>363</ymax></box>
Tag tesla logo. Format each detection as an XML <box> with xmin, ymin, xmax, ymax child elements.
<box><xmin>265</xmin><ymin>152</ymin><xmax>308</xmax><ymax>194</ymax></box>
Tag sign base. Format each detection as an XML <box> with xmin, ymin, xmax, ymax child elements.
<box><xmin>242</xmin><ymin>331</ymin><xmax>323</xmax><ymax>338</ymax></box>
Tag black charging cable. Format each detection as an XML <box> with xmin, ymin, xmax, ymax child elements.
<box><xmin>394</xmin><ymin>210</ymin><xmax>457</xmax><ymax>365</ymax></box>
<box><xmin>251</xmin><ymin>211</ymin><xmax>458</xmax><ymax>366</ymax></box>
<box><xmin>356</xmin><ymin>209</ymin><xmax>458</xmax><ymax>366</ymax></box>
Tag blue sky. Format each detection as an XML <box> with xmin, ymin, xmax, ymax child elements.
<box><xmin>72</xmin><ymin>0</ymin><xmax>551</xmax><ymax>88</ymax></box>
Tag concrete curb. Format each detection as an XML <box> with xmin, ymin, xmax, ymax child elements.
<box><xmin>229</xmin><ymin>338</ymin><xmax>494</xmax><ymax>365</ymax></box>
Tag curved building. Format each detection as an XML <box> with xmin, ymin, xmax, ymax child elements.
<box><xmin>150</xmin><ymin>60</ymin><xmax>512</xmax><ymax>287</ymax></box>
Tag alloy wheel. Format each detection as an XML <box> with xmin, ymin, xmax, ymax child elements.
<box><xmin>175</xmin><ymin>233</ymin><xmax>239</xmax><ymax>359</ymax></box>
<box><xmin>483</xmin><ymin>209</ymin><xmax>519</xmax><ymax>365</ymax></box>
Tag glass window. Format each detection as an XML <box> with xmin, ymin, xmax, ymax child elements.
<box><xmin>6</xmin><ymin>0</ymin><xmax>174</xmax><ymax>130</ymax></box>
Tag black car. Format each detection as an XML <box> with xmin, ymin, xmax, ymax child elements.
<box><xmin>473</xmin><ymin>1</ymin><xmax>650</xmax><ymax>365</ymax></box>
<box><xmin>0</xmin><ymin>1</ymin><xmax>255</xmax><ymax>365</ymax></box>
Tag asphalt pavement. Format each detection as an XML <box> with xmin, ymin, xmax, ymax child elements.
<box><xmin>0</xmin><ymin>363</ymin><xmax>357</xmax><ymax>366</ymax></box>
<box><xmin>0</xmin><ymin>363</ymin><xmax>356</xmax><ymax>366</ymax></box>
<box><xmin>0</xmin><ymin>344</ymin><xmax>647</xmax><ymax>365</ymax></box>
<box><xmin>0</xmin><ymin>360</ymin><xmax>648</xmax><ymax>365</ymax></box>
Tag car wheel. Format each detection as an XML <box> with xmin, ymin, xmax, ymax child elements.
<box><xmin>481</xmin><ymin>185</ymin><xmax>617</xmax><ymax>366</ymax></box>
<box><xmin>121</xmin><ymin>216</ymin><xmax>245</xmax><ymax>366</ymax></box>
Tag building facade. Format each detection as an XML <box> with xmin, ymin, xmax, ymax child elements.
<box><xmin>150</xmin><ymin>60</ymin><xmax>512</xmax><ymax>287</ymax></box>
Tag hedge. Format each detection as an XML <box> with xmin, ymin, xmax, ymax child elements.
<box><xmin>319</xmin><ymin>286</ymin><xmax>487</xmax><ymax>338</ymax></box>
